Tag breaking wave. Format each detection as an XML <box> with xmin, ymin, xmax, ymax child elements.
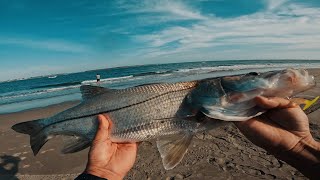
<box><xmin>81</xmin><ymin>75</ymin><xmax>133</xmax><ymax>85</ymax></box>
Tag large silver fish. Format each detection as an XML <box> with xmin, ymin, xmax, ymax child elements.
<box><xmin>12</xmin><ymin>68</ymin><xmax>315</xmax><ymax>170</ymax></box>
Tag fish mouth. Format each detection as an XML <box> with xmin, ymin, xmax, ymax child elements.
<box><xmin>266</xmin><ymin>68</ymin><xmax>316</xmax><ymax>96</ymax></box>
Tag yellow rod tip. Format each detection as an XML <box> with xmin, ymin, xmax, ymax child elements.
<box><xmin>303</xmin><ymin>96</ymin><xmax>320</xmax><ymax>110</ymax></box>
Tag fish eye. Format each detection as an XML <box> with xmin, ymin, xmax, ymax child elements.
<box><xmin>248</xmin><ymin>72</ymin><xmax>259</xmax><ymax>76</ymax></box>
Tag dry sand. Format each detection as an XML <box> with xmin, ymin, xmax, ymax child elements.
<box><xmin>0</xmin><ymin>69</ymin><xmax>319</xmax><ymax>180</ymax></box>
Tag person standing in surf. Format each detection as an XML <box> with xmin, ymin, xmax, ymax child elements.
<box><xmin>96</xmin><ymin>74</ymin><xmax>101</xmax><ymax>84</ymax></box>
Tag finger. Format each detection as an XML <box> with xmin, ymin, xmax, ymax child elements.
<box><xmin>93</xmin><ymin>115</ymin><xmax>110</xmax><ymax>142</ymax></box>
<box><xmin>254</xmin><ymin>96</ymin><xmax>297</xmax><ymax>109</ymax></box>
<box><xmin>234</xmin><ymin>117</ymin><xmax>260</xmax><ymax>128</ymax></box>
<box><xmin>102</xmin><ymin>113</ymin><xmax>113</xmax><ymax>129</ymax></box>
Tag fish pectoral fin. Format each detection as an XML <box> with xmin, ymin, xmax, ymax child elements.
<box><xmin>156</xmin><ymin>132</ymin><xmax>193</xmax><ymax>170</ymax></box>
<box><xmin>80</xmin><ymin>85</ymin><xmax>114</xmax><ymax>100</ymax></box>
<box><xmin>61</xmin><ymin>136</ymin><xmax>90</xmax><ymax>154</ymax></box>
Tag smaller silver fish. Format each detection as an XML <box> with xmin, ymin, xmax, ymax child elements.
<box><xmin>12</xmin><ymin>68</ymin><xmax>316</xmax><ymax>170</ymax></box>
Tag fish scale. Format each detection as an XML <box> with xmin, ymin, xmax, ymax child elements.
<box><xmin>48</xmin><ymin>81</ymin><xmax>197</xmax><ymax>124</ymax></box>
<box><xmin>108</xmin><ymin>88</ymin><xmax>194</xmax><ymax>141</ymax></box>
<box><xmin>112</xmin><ymin>118</ymin><xmax>200</xmax><ymax>141</ymax></box>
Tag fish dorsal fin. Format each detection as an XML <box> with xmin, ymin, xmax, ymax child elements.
<box><xmin>80</xmin><ymin>85</ymin><xmax>113</xmax><ymax>100</ymax></box>
<box><xmin>156</xmin><ymin>132</ymin><xmax>193</xmax><ymax>170</ymax></box>
<box><xmin>61</xmin><ymin>136</ymin><xmax>90</xmax><ymax>154</ymax></box>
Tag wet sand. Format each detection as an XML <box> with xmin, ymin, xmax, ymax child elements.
<box><xmin>0</xmin><ymin>69</ymin><xmax>319</xmax><ymax>180</ymax></box>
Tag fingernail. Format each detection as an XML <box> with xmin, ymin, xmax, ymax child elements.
<box><xmin>291</xmin><ymin>102</ymin><xmax>298</xmax><ymax>107</ymax></box>
<box><xmin>104</xmin><ymin>114</ymin><xmax>111</xmax><ymax>121</ymax></box>
<box><xmin>259</xmin><ymin>96</ymin><xmax>269</xmax><ymax>100</ymax></box>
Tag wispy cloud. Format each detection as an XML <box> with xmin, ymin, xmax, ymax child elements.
<box><xmin>0</xmin><ymin>37</ymin><xmax>91</xmax><ymax>53</ymax></box>
<box><xmin>115</xmin><ymin>0</ymin><xmax>206</xmax><ymax>22</ymax></box>
<box><xmin>2</xmin><ymin>0</ymin><xmax>320</xmax><ymax>82</ymax></box>
<box><xmin>128</xmin><ymin>0</ymin><xmax>320</xmax><ymax>60</ymax></box>
<box><xmin>265</xmin><ymin>0</ymin><xmax>289</xmax><ymax>10</ymax></box>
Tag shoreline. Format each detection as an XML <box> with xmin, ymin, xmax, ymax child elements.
<box><xmin>2</xmin><ymin>60</ymin><xmax>319</xmax><ymax>83</ymax></box>
<box><xmin>0</xmin><ymin>68</ymin><xmax>319</xmax><ymax>179</ymax></box>
<box><xmin>0</xmin><ymin>100</ymin><xmax>80</xmax><ymax>116</ymax></box>
<box><xmin>0</xmin><ymin>100</ymin><xmax>80</xmax><ymax>132</ymax></box>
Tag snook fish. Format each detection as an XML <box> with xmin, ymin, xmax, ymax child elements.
<box><xmin>12</xmin><ymin>68</ymin><xmax>315</xmax><ymax>170</ymax></box>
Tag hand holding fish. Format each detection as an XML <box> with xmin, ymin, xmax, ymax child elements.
<box><xmin>235</xmin><ymin>96</ymin><xmax>320</xmax><ymax>179</ymax></box>
<box><xmin>84</xmin><ymin>115</ymin><xmax>138</xmax><ymax>180</ymax></box>
<box><xmin>11</xmin><ymin>68</ymin><xmax>319</xmax><ymax>176</ymax></box>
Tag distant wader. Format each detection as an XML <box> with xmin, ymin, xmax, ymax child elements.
<box><xmin>96</xmin><ymin>74</ymin><xmax>101</xmax><ymax>83</ymax></box>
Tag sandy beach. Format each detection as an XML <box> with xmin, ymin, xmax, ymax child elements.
<box><xmin>0</xmin><ymin>69</ymin><xmax>319</xmax><ymax>180</ymax></box>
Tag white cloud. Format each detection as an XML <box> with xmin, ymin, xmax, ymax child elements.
<box><xmin>131</xmin><ymin>1</ymin><xmax>320</xmax><ymax>60</ymax></box>
<box><xmin>265</xmin><ymin>0</ymin><xmax>289</xmax><ymax>10</ymax></box>
<box><xmin>116</xmin><ymin>0</ymin><xmax>206</xmax><ymax>21</ymax></box>
<box><xmin>0</xmin><ymin>37</ymin><xmax>91</xmax><ymax>53</ymax></box>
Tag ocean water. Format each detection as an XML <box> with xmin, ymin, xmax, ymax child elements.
<box><xmin>0</xmin><ymin>60</ymin><xmax>320</xmax><ymax>114</ymax></box>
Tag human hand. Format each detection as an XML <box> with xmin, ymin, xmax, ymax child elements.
<box><xmin>84</xmin><ymin>115</ymin><xmax>138</xmax><ymax>180</ymax></box>
<box><xmin>235</xmin><ymin>96</ymin><xmax>315</xmax><ymax>154</ymax></box>
<box><xmin>235</xmin><ymin>96</ymin><xmax>320</xmax><ymax>178</ymax></box>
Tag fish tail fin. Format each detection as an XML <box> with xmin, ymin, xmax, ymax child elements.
<box><xmin>11</xmin><ymin>119</ymin><xmax>44</xmax><ymax>134</ymax></box>
<box><xmin>12</xmin><ymin>119</ymin><xmax>50</xmax><ymax>155</ymax></box>
<box><xmin>30</xmin><ymin>130</ymin><xmax>51</xmax><ymax>155</ymax></box>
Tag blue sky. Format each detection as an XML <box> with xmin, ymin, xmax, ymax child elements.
<box><xmin>1</xmin><ymin>0</ymin><xmax>320</xmax><ymax>81</ymax></box>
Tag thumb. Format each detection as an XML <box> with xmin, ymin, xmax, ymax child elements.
<box><xmin>254</xmin><ymin>96</ymin><xmax>298</xmax><ymax>110</ymax></box>
<box><xmin>93</xmin><ymin>114</ymin><xmax>110</xmax><ymax>142</ymax></box>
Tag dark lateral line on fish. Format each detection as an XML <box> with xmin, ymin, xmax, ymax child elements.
<box><xmin>113</xmin><ymin>118</ymin><xmax>173</xmax><ymax>136</ymax></box>
<box><xmin>114</xmin><ymin>116</ymin><xmax>197</xmax><ymax>135</ymax></box>
<box><xmin>49</xmin><ymin>85</ymin><xmax>196</xmax><ymax>125</ymax></box>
